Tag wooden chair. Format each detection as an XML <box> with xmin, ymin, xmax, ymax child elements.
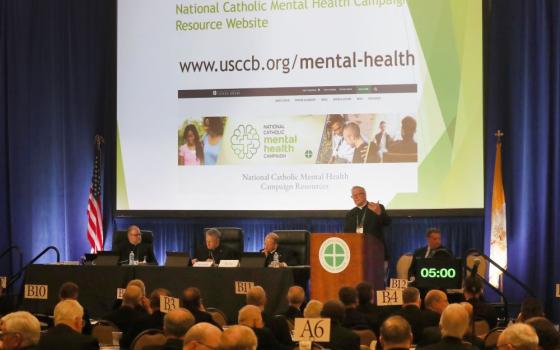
<box><xmin>484</xmin><ymin>327</ymin><xmax>505</xmax><ymax>349</ymax></box>
<box><xmin>474</xmin><ymin>319</ymin><xmax>490</xmax><ymax>338</ymax></box>
<box><xmin>91</xmin><ymin>320</ymin><xmax>120</xmax><ymax>346</ymax></box>
<box><xmin>130</xmin><ymin>329</ymin><xmax>166</xmax><ymax>350</ymax></box>
<box><xmin>353</xmin><ymin>329</ymin><xmax>377</xmax><ymax>347</ymax></box>
<box><xmin>207</xmin><ymin>307</ymin><xmax>228</xmax><ymax>328</ymax></box>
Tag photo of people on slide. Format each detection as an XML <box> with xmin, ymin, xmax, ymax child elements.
<box><xmin>178</xmin><ymin>116</ymin><xmax>227</xmax><ymax>166</ymax></box>
<box><xmin>316</xmin><ymin>114</ymin><xmax>418</xmax><ymax>164</ymax></box>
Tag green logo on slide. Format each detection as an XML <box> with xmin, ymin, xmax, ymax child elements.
<box><xmin>319</xmin><ymin>237</ymin><xmax>350</xmax><ymax>274</ymax></box>
<box><xmin>231</xmin><ymin>125</ymin><xmax>260</xmax><ymax>159</ymax></box>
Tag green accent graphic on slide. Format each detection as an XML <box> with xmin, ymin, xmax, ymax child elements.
<box><xmin>230</xmin><ymin>124</ymin><xmax>260</xmax><ymax>159</ymax></box>
<box><xmin>389</xmin><ymin>0</ymin><xmax>483</xmax><ymax>209</ymax></box>
<box><xmin>116</xmin><ymin>127</ymin><xmax>130</xmax><ymax>210</ymax></box>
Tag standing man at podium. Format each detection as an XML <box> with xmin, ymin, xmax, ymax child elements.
<box><xmin>344</xmin><ymin>186</ymin><xmax>391</xmax><ymax>260</ymax></box>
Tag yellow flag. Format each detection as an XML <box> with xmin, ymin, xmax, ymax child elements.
<box><xmin>489</xmin><ymin>139</ymin><xmax>507</xmax><ymax>288</ymax></box>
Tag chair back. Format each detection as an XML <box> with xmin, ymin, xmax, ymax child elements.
<box><xmin>273</xmin><ymin>230</ymin><xmax>310</xmax><ymax>265</ymax></box>
<box><xmin>395</xmin><ymin>253</ymin><xmax>413</xmax><ymax>279</ymax></box>
<box><xmin>130</xmin><ymin>329</ymin><xmax>166</xmax><ymax>350</ymax></box>
<box><xmin>474</xmin><ymin>319</ymin><xmax>490</xmax><ymax>338</ymax></box>
<box><xmin>112</xmin><ymin>229</ymin><xmax>154</xmax><ymax>248</ymax></box>
<box><xmin>353</xmin><ymin>329</ymin><xmax>377</xmax><ymax>346</ymax></box>
<box><xmin>207</xmin><ymin>307</ymin><xmax>228</xmax><ymax>327</ymax></box>
<box><xmin>205</xmin><ymin>227</ymin><xmax>244</xmax><ymax>259</ymax></box>
<box><xmin>484</xmin><ymin>327</ymin><xmax>505</xmax><ymax>348</ymax></box>
<box><xmin>91</xmin><ymin>320</ymin><xmax>120</xmax><ymax>345</ymax></box>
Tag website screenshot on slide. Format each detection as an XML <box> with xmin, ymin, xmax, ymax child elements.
<box><xmin>116</xmin><ymin>0</ymin><xmax>483</xmax><ymax>211</ymax></box>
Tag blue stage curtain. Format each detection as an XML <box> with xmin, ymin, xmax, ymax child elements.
<box><xmin>485</xmin><ymin>0</ymin><xmax>560</xmax><ymax>318</ymax></box>
<box><xmin>0</xmin><ymin>0</ymin><xmax>116</xmax><ymax>270</ymax></box>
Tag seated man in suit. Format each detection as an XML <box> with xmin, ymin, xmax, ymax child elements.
<box><xmin>393</xmin><ymin>287</ymin><xmax>433</xmax><ymax>344</ymax></box>
<box><xmin>419</xmin><ymin>304</ymin><xmax>478</xmax><ymax>350</ymax></box>
<box><xmin>379</xmin><ymin>316</ymin><xmax>413</xmax><ymax>350</ymax></box>
<box><xmin>318</xmin><ymin>300</ymin><xmax>360</xmax><ymax>350</ymax></box>
<box><xmin>260</xmin><ymin>232</ymin><xmax>298</xmax><ymax>267</ymax></box>
<box><xmin>113</xmin><ymin>225</ymin><xmax>158</xmax><ymax>265</ymax></box>
<box><xmin>183</xmin><ymin>322</ymin><xmax>222</xmax><ymax>350</ymax></box>
<box><xmin>238</xmin><ymin>305</ymin><xmax>291</xmax><ymax>350</ymax></box>
<box><xmin>193</xmin><ymin>228</ymin><xmax>237</xmax><ymax>264</ymax></box>
<box><xmin>37</xmin><ymin>300</ymin><xmax>99</xmax><ymax>350</ymax></box>
<box><xmin>0</xmin><ymin>311</ymin><xmax>41</xmax><ymax>350</ymax></box>
<box><xmin>408</xmin><ymin>228</ymin><xmax>453</xmax><ymax>280</ymax></box>
<box><xmin>496</xmin><ymin>324</ymin><xmax>539</xmax><ymax>350</ymax></box>
<box><xmin>219</xmin><ymin>325</ymin><xmax>258</xmax><ymax>350</ymax></box>
<box><xmin>143</xmin><ymin>308</ymin><xmax>195</xmax><ymax>350</ymax></box>
<box><xmin>181</xmin><ymin>287</ymin><xmax>220</xmax><ymax>328</ymax></box>
<box><xmin>283</xmin><ymin>286</ymin><xmax>305</xmax><ymax>321</ymax></box>
<box><xmin>338</xmin><ymin>286</ymin><xmax>370</xmax><ymax>330</ymax></box>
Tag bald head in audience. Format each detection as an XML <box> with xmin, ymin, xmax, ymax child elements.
<box><xmin>497</xmin><ymin>323</ymin><xmax>539</xmax><ymax>350</ymax></box>
<box><xmin>246</xmin><ymin>286</ymin><xmax>267</xmax><ymax>310</ymax></box>
<box><xmin>54</xmin><ymin>299</ymin><xmax>84</xmax><ymax>333</ymax></box>
<box><xmin>439</xmin><ymin>304</ymin><xmax>469</xmax><ymax>339</ymax></box>
<box><xmin>380</xmin><ymin>316</ymin><xmax>413</xmax><ymax>350</ymax></box>
<box><xmin>219</xmin><ymin>325</ymin><xmax>258</xmax><ymax>350</ymax></box>
<box><xmin>183</xmin><ymin>322</ymin><xmax>222</xmax><ymax>350</ymax></box>
<box><xmin>238</xmin><ymin>305</ymin><xmax>264</xmax><ymax>329</ymax></box>
<box><xmin>424</xmin><ymin>290</ymin><xmax>448</xmax><ymax>314</ymax></box>
<box><xmin>303</xmin><ymin>300</ymin><xmax>323</xmax><ymax>318</ymax></box>
<box><xmin>164</xmin><ymin>308</ymin><xmax>195</xmax><ymax>339</ymax></box>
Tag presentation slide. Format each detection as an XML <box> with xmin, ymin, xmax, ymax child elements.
<box><xmin>116</xmin><ymin>0</ymin><xmax>483</xmax><ymax>211</ymax></box>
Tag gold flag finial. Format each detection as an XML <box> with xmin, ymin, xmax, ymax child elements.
<box><xmin>494</xmin><ymin>130</ymin><xmax>504</xmax><ymax>142</ymax></box>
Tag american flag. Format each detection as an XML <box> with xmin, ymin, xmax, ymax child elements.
<box><xmin>87</xmin><ymin>136</ymin><xmax>104</xmax><ymax>252</ymax></box>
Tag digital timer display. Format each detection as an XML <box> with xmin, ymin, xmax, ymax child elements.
<box><xmin>415</xmin><ymin>258</ymin><xmax>463</xmax><ymax>289</ymax></box>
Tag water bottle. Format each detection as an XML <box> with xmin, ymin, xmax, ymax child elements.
<box><xmin>272</xmin><ymin>252</ymin><xmax>280</xmax><ymax>268</ymax></box>
<box><xmin>129</xmin><ymin>251</ymin><xmax>135</xmax><ymax>265</ymax></box>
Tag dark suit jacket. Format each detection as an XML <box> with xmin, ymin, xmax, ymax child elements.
<box><xmin>419</xmin><ymin>327</ymin><xmax>484</xmax><ymax>350</ymax></box>
<box><xmin>262</xmin><ymin>247</ymin><xmax>298</xmax><ymax>267</ymax></box>
<box><xmin>122</xmin><ymin>310</ymin><xmax>165</xmax><ymax>348</ymax></box>
<box><xmin>343</xmin><ymin>203</ymin><xmax>391</xmax><ymax>258</ymax></box>
<box><xmin>318</xmin><ymin>322</ymin><xmax>360</xmax><ymax>350</ymax></box>
<box><xmin>468</xmin><ymin>298</ymin><xmax>498</xmax><ymax>329</ymax></box>
<box><xmin>195</xmin><ymin>244</ymin><xmax>238</xmax><ymax>263</ymax></box>
<box><xmin>262</xmin><ymin>312</ymin><xmax>293</xmax><ymax>346</ymax></box>
<box><xmin>356</xmin><ymin>303</ymin><xmax>382</xmax><ymax>335</ymax></box>
<box><xmin>253</xmin><ymin>327</ymin><xmax>291</xmax><ymax>350</ymax></box>
<box><xmin>343</xmin><ymin>307</ymin><xmax>370</xmax><ymax>330</ymax></box>
<box><xmin>283</xmin><ymin>305</ymin><xmax>302</xmax><ymax>320</ymax></box>
<box><xmin>418</xmin><ymin>336</ymin><xmax>478</xmax><ymax>350</ymax></box>
<box><xmin>114</xmin><ymin>241</ymin><xmax>158</xmax><ymax>264</ymax></box>
<box><xmin>186</xmin><ymin>307</ymin><xmax>220</xmax><ymax>328</ymax></box>
<box><xmin>143</xmin><ymin>338</ymin><xmax>183</xmax><ymax>350</ymax></box>
<box><xmin>37</xmin><ymin>324</ymin><xmax>99</xmax><ymax>350</ymax></box>
<box><xmin>393</xmin><ymin>305</ymin><xmax>438</xmax><ymax>344</ymax></box>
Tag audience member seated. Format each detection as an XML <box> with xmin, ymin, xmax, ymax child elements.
<box><xmin>246</xmin><ymin>286</ymin><xmax>292</xmax><ymax>346</ymax></box>
<box><xmin>238</xmin><ymin>305</ymin><xmax>290</xmax><ymax>350</ymax></box>
<box><xmin>0</xmin><ymin>311</ymin><xmax>41</xmax><ymax>350</ymax></box>
<box><xmin>181</xmin><ymin>287</ymin><xmax>220</xmax><ymax>328</ymax></box>
<box><xmin>408</xmin><ymin>228</ymin><xmax>452</xmax><ymax>280</ymax></box>
<box><xmin>126</xmin><ymin>287</ymin><xmax>172</xmax><ymax>341</ymax></box>
<box><xmin>143</xmin><ymin>308</ymin><xmax>195</xmax><ymax>350</ymax></box>
<box><xmin>113</xmin><ymin>225</ymin><xmax>158</xmax><ymax>264</ymax></box>
<box><xmin>338</xmin><ymin>286</ymin><xmax>370</xmax><ymax>330</ymax></box>
<box><xmin>423</xmin><ymin>290</ymin><xmax>448</xmax><ymax>327</ymax></box>
<box><xmin>113</xmin><ymin>279</ymin><xmax>151</xmax><ymax>312</ymax></box>
<box><xmin>419</xmin><ymin>302</ymin><xmax>484</xmax><ymax>349</ymax></box>
<box><xmin>418</xmin><ymin>304</ymin><xmax>477</xmax><ymax>350</ymax></box>
<box><xmin>104</xmin><ymin>285</ymin><xmax>148</xmax><ymax>349</ymax></box>
<box><xmin>303</xmin><ymin>300</ymin><xmax>323</xmax><ymax>318</ymax></box>
<box><xmin>318</xmin><ymin>300</ymin><xmax>360</xmax><ymax>350</ymax></box>
<box><xmin>37</xmin><ymin>300</ymin><xmax>99</xmax><ymax>350</ymax></box>
<box><xmin>496</xmin><ymin>323</ymin><xmax>539</xmax><ymax>350</ymax></box>
<box><xmin>58</xmin><ymin>282</ymin><xmax>92</xmax><ymax>335</ymax></box>
<box><xmin>525</xmin><ymin>317</ymin><xmax>560</xmax><ymax>350</ymax></box>
<box><xmin>379</xmin><ymin>316</ymin><xmax>413</xmax><ymax>350</ymax></box>
<box><xmin>219</xmin><ymin>325</ymin><xmax>258</xmax><ymax>350</ymax></box>
<box><xmin>260</xmin><ymin>232</ymin><xmax>298</xmax><ymax>267</ymax></box>
<box><xmin>463</xmin><ymin>275</ymin><xmax>497</xmax><ymax>329</ymax></box>
<box><xmin>283</xmin><ymin>285</ymin><xmax>305</xmax><ymax>321</ymax></box>
<box><xmin>193</xmin><ymin>228</ymin><xmax>237</xmax><ymax>264</ymax></box>
<box><xmin>517</xmin><ymin>297</ymin><xmax>545</xmax><ymax>323</ymax></box>
<box><xmin>392</xmin><ymin>287</ymin><xmax>429</xmax><ymax>344</ymax></box>
<box><xmin>183</xmin><ymin>322</ymin><xmax>222</xmax><ymax>350</ymax></box>
<box><xmin>356</xmin><ymin>282</ymin><xmax>383</xmax><ymax>335</ymax></box>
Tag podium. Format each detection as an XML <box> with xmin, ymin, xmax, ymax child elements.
<box><xmin>310</xmin><ymin>233</ymin><xmax>385</xmax><ymax>301</ymax></box>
